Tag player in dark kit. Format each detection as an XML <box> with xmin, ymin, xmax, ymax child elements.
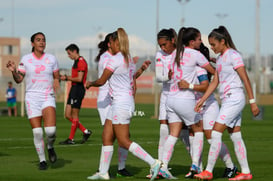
<box><xmin>59</xmin><ymin>43</ymin><xmax>92</xmax><ymax>145</ymax></box>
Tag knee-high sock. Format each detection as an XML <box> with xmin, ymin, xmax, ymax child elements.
<box><xmin>118</xmin><ymin>146</ymin><xmax>128</xmax><ymax>170</ymax></box>
<box><xmin>179</xmin><ymin>129</ymin><xmax>190</xmax><ymax>154</ymax></box>
<box><xmin>99</xmin><ymin>145</ymin><xmax>114</xmax><ymax>174</ymax></box>
<box><xmin>129</xmin><ymin>142</ymin><xmax>155</xmax><ymax>166</ymax></box>
<box><xmin>44</xmin><ymin>126</ymin><xmax>56</xmax><ymax>149</ymax></box>
<box><xmin>69</xmin><ymin>118</ymin><xmax>87</xmax><ymax>133</ymax></box>
<box><xmin>206</xmin><ymin>131</ymin><xmax>222</xmax><ymax>172</ymax></box>
<box><xmin>32</xmin><ymin>127</ymin><xmax>45</xmax><ymax>162</ymax></box>
<box><xmin>161</xmin><ymin>135</ymin><xmax>178</xmax><ymax>168</ymax></box>
<box><xmin>78</xmin><ymin>122</ymin><xmax>87</xmax><ymax>133</ymax></box>
<box><xmin>230</xmin><ymin>132</ymin><xmax>250</xmax><ymax>174</ymax></box>
<box><xmin>189</xmin><ymin>135</ymin><xmax>194</xmax><ymax>157</ymax></box>
<box><xmin>158</xmin><ymin>124</ymin><xmax>169</xmax><ymax>160</ymax></box>
<box><xmin>192</xmin><ymin>132</ymin><xmax>204</xmax><ymax>167</ymax></box>
<box><xmin>207</xmin><ymin>139</ymin><xmax>234</xmax><ymax>169</ymax></box>
<box><xmin>69</xmin><ymin>118</ymin><xmax>78</xmax><ymax>140</ymax></box>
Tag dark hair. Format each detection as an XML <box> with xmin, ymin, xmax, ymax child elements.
<box><xmin>8</xmin><ymin>81</ymin><xmax>12</xmax><ymax>84</ymax></box>
<box><xmin>199</xmin><ymin>42</ymin><xmax>210</xmax><ymax>60</ymax></box>
<box><xmin>199</xmin><ymin>43</ymin><xmax>212</xmax><ymax>81</ymax></box>
<box><xmin>175</xmin><ymin>27</ymin><xmax>200</xmax><ymax>66</ymax></box>
<box><xmin>65</xmin><ymin>43</ymin><xmax>80</xmax><ymax>53</ymax></box>
<box><xmin>30</xmin><ymin>32</ymin><xmax>45</xmax><ymax>52</ymax></box>
<box><xmin>208</xmin><ymin>26</ymin><xmax>237</xmax><ymax>50</ymax></box>
<box><xmin>157</xmin><ymin>28</ymin><xmax>177</xmax><ymax>47</ymax></box>
<box><xmin>95</xmin><ymin>33</ymin><xmax>112</xmax><ymax>62</ymax></box>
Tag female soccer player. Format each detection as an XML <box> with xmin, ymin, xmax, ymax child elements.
<box><xmin>86</xmin><ymin>28</ymin><xmax>161</xmax><ymax>181</ymax></box>
<box><xmin>180</xmin><ymin>43</ymin><xmax>237</xmax><ymax>179</ymax></box>
<box><xmin>6</xmin><ymin>32</ymin><xmax>59</xmax><ymax>170</ymax></box>
<box><xmin>59</xmin><ymin>43</ymin><xmax>92</xmax><ymax>145</ymax></box>
<box><xmin>95</xmin><ymin>33</ymin><xmax>133</xmax><ymax>177</ymax></box>
<box><xmin>159</xmin><ymin>27</ymin><xmax>215</xmax><ymax>178</ymax></box>
<box><xmin>155</xmin><ymin>28</ymin><xmax>177</xmax><ymax>162</ymax></box>
<box><xmin>194</xmin><ymin>26</ymin><xmax>260</xmax><ymax>181</ymax></box>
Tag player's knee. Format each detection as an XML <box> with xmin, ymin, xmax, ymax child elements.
<box><xmin>44</xmin><ymin>126</ymin><xmax>56</xmax><ymax>138</ymax></box>
<box><xmin>32</xmin><ymin>127</ymin><xmax>43</xmax><ymax>139</ymax></box>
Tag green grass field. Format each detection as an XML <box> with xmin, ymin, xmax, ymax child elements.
<box><xmin>0</xmin><ymin>102</ymin><xmax>272</xmax><ymax>181</ymax></box>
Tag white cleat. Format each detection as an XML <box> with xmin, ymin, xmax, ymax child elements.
<box><xmin>159</xmin><ymin>166</ymin><xmax>178</xmax><ymax>179</ymax></box>
<box><xmin>150</xmin><ymin>159</ymin><xmax>162</xmax><ymax>181</ymax></box>
<box><xmin>87</xmin><ymin>172</ymin><xmax>110</xmax><ymax>180</ymax></box>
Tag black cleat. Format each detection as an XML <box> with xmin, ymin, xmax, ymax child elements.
<box><xmin>81</xmin><ymin>130</ymin><xmax>92</xmax><ymax>144</ymax></box>
<box><xmin>59</xmin><ymin>138</ymin><xmax>75</xmax><ymax>145</ymax></box>
<box><xmin>223</xmin><ymin>166</ymin><xmax>238</xmax><ymax>178</ymax></box>
<box><xmin>116</xmin><ymin>168</ymin><xmax>133</xmax><ymax>177</ymax></box>
<box><xmin>39</xmin><ymin>161</ymin><xmax>48</xmax><ymax>170</ymax></box>
<box><xmin>185</xmin><ymin>170</ymin><xmax>198</xmax><ymax>179</ymax></box>
<box><xmin>48</xmin><ymin>148</ymin><xmax>57</xmax><ymax>163</ymax></box>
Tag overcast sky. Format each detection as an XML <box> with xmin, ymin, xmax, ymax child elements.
<box><xmin>0</xmin><ymin>0</ymin><xmax>272</xmax><ymax>68</ymax></box>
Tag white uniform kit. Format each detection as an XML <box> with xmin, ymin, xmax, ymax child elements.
<box><xmin>18</xmin><ymin>53</ymin><xmax>59</xmax><ymax>119</ymax></box>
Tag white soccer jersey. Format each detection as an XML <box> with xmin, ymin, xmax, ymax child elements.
<box><xmin>216</xmin><ymin>49</ymin><xmax>244</xmax><ymax>100</ymax></box>
<box><xmin>105</xmin><ymin>52</ymin><xmax>135</xmax><ymax>105</ymax></box>
<box><xmin>169</xmin><ymin>47</ymin><xmax>209</xmax><ymax>99</ymax></box>
<box><xmin>155</xmin><ymin>49</ymin><xmax>176</xmax><ymax>93</ymax></box>
<box><xmin>18</xmin><ymin>53</ymin><xmax>59</xmax><ymax>96</ymax></box>
<box><xmin>98</xmin><ymin>51</ymin><xmax>112</xmax><ymax>95</ymax></box>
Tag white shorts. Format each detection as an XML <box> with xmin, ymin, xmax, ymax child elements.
<box><xmin>201</xmin><ymin>99</ymin><xmax>219</xmax><ymax>130</ymax></box>
<box><xmin>166</xmin><ymin>97</ymin><xmax>199</xmax><ymax>126</ymax></box>
<box><xmin>106</xmin><ymin>100</ymin><xmax>135</xmax><ymax>125</ymax></box>
<box><xmin>216</xmin><ymin>97</ymin><xmax>245</xmax><ymax>128</ymax></box>
<box><xmin>25</xmin><ymin>93</ymin><xmax>56</xmax><ymax>119</ymax></box>
<box><xmin>158</xmin><ymin>92</ymin><xmax>168</xmax><ymax>120</ymax></box>
<box><xmin>97</xmin><ymin>92</ymin><xmax>112</xmax><ymax>125</ymax></box>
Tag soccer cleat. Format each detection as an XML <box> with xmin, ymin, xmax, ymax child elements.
<box><xmin>59</xmin><ymin>138</ymin><xmax>75</xmax><ymax>145</ymax></box>
<box><xmin>223</xmin><ymin>166</ymin><xmax>238</xmax><ymax>178</ymax></box>
<box><xmin>87</xmin><ymin>172</ymin><xmax>110</xmax><ymax>180</ymax></box>
<box><xmin>159</xmin><ymin>166</ymin><xmax>178</xmax><ymax>179</ymax></box>
<box><xmin>185</xmin><ymin>170</ymin><xmax>198</xmax><ymax>179</ymax></box>
<box><xmin>150</xmin><ymin>159</ymin><xmax>162</xmax><ymax>181</ymax></box>
<box><xmin>39</xmin><ymin>161</ymin><xmax>48</xmax><ymax>170</ymax></box>
<box><xmin>81</xmin><ymin>130</ymin><xmax>92</xmax><ymax>144</ymax></box>
<box><xmin>47</xmin><ymin>148</ymin><xmax>57</xmax><ymax>163</ymax></box>
<box><xmin>194</xmin><ymin>170</ymin><xmax>213</xmax><ymax>180</ymax></box>
<box><xmin>116</xmin><ymin>168</ymin><xmax>133</xmax><ymax>177</ymax></box>
<box><xmin>229</xmin><ymin>172</ymin><xmax>253</xmax><ymax>180</ymax></box>
<box><xmin>146</xmin><ymin>174</ymin><xmax>160</xmax><ymax>179</ymax></box>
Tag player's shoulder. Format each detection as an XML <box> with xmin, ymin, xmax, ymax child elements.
<box><xmin>224</xmin><ymin>49</ymin><xmax>242</xmax><ymax>61</ymax></box>
<box><xmin>21</xmin><ymin>53</ymin><xmax>33</xmax><ymax>60</ymax></box>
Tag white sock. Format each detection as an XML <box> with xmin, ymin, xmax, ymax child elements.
<box><xmin>129</xmin><ymin>142</ymin><xmax>155</xmax><ymax>166</ymax></box>
<box><xmin>162</xmin><ymin>135</ymin><xmax>178</xmax><ymax>168</ymax></box>
<box><xmin>230</xmin><ymin>132</ymin><xmax>250</xmax><ymax>174</ymax></box>
<box><xmin>32</xmin><ymin>127</ymin><xmax>45</xmax><ymax>162</ymax></box>
<box><xmin>208</xmin><ymin>139</ymin><xmax>234</xmax><ymax>169</ymax></box>
<box><xmin>99</xmin><ymin>145</ymin><xmax>114</xmax><ymax>174</ymax></box>
<box><xmin>179</xmin><ymin>129</ymin><xmax>190</xmax><ymax>154</ymax></box>
<box><xmin>206</xmin><ymin>131</ymin><xmax>222</xmax><ymax>173</ymax></box>
<box><xmin>189</xmin><ymin>135</ymin><xmax>194</xmax><ymax>157</ymax></box>
<box><xmin>118</xmin><ymin>146</ymin><xmax>128</xmax><ymax>170</ymax></box>
<box><xmin>192</xmin><ymin>132</ymin><xmax>203</xmax><ymax>167</ymax></box>
<box><xmin>219</xmin><ymin>142</ymin><xmax>234</xmax><ymax>169</ymax></box>
<box><xmin>158</xmin><ymin>124</ymin><xmax>169</xmax><ymax>160</ymax></box>
<box><xmin>44</xmin><ymin>126</ymin><xmax>56</xmax><ymax>149</ymax></box>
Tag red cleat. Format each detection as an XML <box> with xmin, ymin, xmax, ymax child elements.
<box><xmin>229</xmin><ymin>172</ymin><xmax>253</xmax><ymax>180</ymax></box>
<box><xmin>194</xmin><ymin>170</ymin><xmax>213</xmax><ymax>180</ymax></box>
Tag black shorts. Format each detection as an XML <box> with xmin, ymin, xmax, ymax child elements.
<box><xmin>67</xmin><ymin>84</ymin><xmax>86</xmax><ymax>109</ymax></box>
